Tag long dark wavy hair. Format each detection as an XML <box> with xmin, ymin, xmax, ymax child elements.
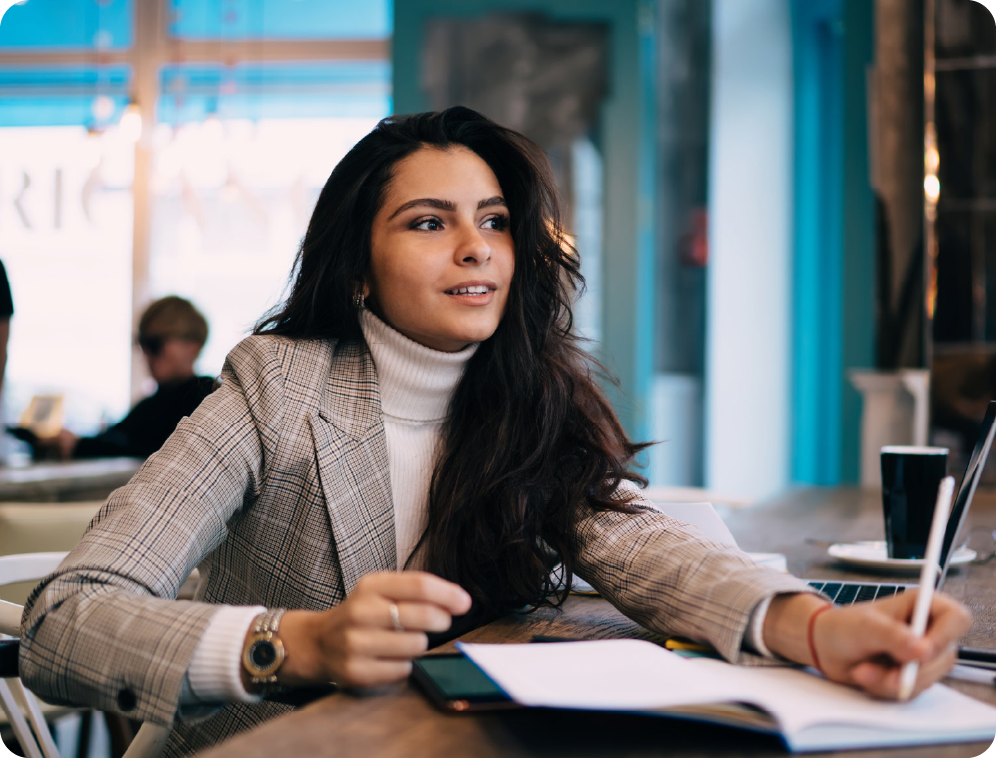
<box><xmin>257</xmin><ymin>106</ymin><xmax>649</xmax><ymax>616</ymax></box>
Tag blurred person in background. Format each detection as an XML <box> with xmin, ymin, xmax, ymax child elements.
<box><xmin>0</xmin><ymin>259</ymin><xmax>13</xmax><ymax>398</ymax></box>
<box><xmin>0</xmin><ymin>260</ymin><xmax>12</xmax><ymax>466</ymax></box>
<box><xmin>37</xmin><ymin>296</ymin><xmax>215</xmax><ymax>459</ymax></box>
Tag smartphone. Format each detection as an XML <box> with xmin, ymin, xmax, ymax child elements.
<box><xmin>411</xmin><ymin>653</ymin><xmax>518</xmax><ymax>712</ymax></box>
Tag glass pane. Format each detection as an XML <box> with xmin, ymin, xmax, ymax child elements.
<box><xmin>158</xmin><ymin>61</ymin><xmax>390</xmax><ymax>123</ymax></box>
<box><xmin>168</xmin><ymin>0</ymin><xmax>391</xmax><ymax>40</ymax></box>
<box><xmin>0</xmin><ymin>0</ymin><xmax>133</xmax><ymax>49</ymax></box>
<box><xmin>0</xmin><ymin>125</ymin><xmax>134</xmax><ymax>442</ymax></box>
<box><xmin>0</xmin><ymin>65</ymin><xmax>131</xmax><ymax>127</ymax></box>
<box><xmin>147</xmin><ymin>116</ymin><xmax>385</xmax><ymax>376</ymax></box>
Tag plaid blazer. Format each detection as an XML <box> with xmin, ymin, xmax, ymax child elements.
<box><xmin>19</xmin><ymin>335</ymin><xmax>812</xmax><ymax>756</ymax></box>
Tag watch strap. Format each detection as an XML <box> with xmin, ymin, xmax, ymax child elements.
<box><xmin>252</xmin><ymin>609</ymin><xmax>285</xmax><ymax>637</ymax></box>
<box><xmin>243</xmin><ymin>609</ymin><xmax>287</xmax><ymax>694</ymax></box>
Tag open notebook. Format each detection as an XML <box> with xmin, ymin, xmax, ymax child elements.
<box><xmin>458</xmin><ymin>639</ymin><xmax>996</xmax><ymax>753</ymax></box>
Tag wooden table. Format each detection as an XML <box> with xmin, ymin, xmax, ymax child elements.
<box><xmin>0</xmin><ymin>458</ymin><xmax>141</xmax><ymax>502</ymax></box>
<box><xmin>196</xmin><ymin>487</ymin><xmax>996</xmax><ymax>758</ymax></box>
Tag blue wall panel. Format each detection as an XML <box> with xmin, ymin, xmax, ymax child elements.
<box><xmin>790</xmin><ymin>0</ymin><xmax>875</xmax><ymax>484</ymax></box>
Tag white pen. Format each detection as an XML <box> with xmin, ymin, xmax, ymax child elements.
<box><xmin>898</xmin><ymin>475</ymin><xmax>956</xmax><ymax>701</ymax></box>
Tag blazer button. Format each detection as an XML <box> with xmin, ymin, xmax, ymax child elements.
<box><xmin>117</xmin><ymin>688</ymin><xmax>137</xmax><ymax>712</ymax></box>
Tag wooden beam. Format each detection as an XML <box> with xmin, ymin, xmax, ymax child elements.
<box><xmin>0</xmin><ymin>39</ymin><xmax>388</xmax><ymax>68</ymax></box>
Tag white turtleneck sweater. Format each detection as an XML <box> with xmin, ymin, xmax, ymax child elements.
<box><xmin>181</xmin><ymin>311</ymin><xmax>476</xmax><ymax>707</ymax></box>
<box><xmin>360</xmin><ymin>309</ymin><xmax>478</xmax><ymax>566</ymax></box>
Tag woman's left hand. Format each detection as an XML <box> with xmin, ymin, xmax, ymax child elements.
<box><xmin>763</xmin><ymin>590</ymin><xmax>972</xmax><ymax>699</ymax></box>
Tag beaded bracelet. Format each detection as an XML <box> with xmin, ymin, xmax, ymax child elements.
<box><xmin>807</xmin><ymin>603</ymin><xmax>834</xmax><ymax>675</ymax></box>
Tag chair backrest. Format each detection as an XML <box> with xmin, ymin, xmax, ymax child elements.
<box><xmin>0</xmin><ymin>552</ymin><xmax>68</xmax><ymax>637</ymax></box>
<box><xmin>0</xmin><ymin>552</ymin><xmax>69</xmax><ymax>758</ymax></box>
<box><xmin>0</xmin><ymin>552</ymin><xmax>67</xmax><ymax>588</ymax></box>
<box><xmin>0</xmin><ymin>551</ymin><xmax>167</xmax><ymax>758</ymax></box>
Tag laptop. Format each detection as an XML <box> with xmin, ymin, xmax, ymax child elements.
<box><xmin>807</xmin><ymin>400</ymin><xmax>996</xmax><ymax>604</ymax></box>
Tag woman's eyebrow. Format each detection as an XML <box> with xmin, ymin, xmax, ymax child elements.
<box><xmin>478</xmin><ymin>196</ymin><xmax>507</xmax><ymax>210</ymax></box>
<box><xmin>387</xmin><ymin>198</ymin><xmax>455</xmax><ymax>220</ymax></box>
<box><xmin>387</xmin><ymin>195</ymin><xmax>507</xmax><ymax>220</ymax></box>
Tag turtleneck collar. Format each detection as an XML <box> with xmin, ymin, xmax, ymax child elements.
<box><xmin>359</xmin><ymin>309</ymin><xmax>478</xmax><ymax>423</ymax></box>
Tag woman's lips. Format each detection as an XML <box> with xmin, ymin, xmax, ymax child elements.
<box><xmin>444</xmin><ymin>282</ymin><xmax>497</xmax><ymax>306</ymax></box>
<box><xmin>445</xmin><ymin>289</ymin><xmax>495</xmax><ymax>306</ymax></box>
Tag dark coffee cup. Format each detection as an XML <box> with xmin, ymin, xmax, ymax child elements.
<box><xmin>880</xmin><ymin>446</ymin><xmax>949</xmax><ymax>559</ymax></box>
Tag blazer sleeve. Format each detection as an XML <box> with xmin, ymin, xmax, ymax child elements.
<box><xmin>18</xmin><ymin>336</ymin><xmax>286</xmax><ymax>727</ymax></box>
<box><xmin>568</xmin><ymin>489</ymin><xmax>816</xmax><ymax>664</ymax></box>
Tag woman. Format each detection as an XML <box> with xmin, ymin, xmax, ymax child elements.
<box><xmin>19</xmin><ymin>107</ymin><xmax>969</xmax><ymax>756</ymax></box>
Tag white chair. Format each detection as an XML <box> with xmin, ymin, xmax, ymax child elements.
<box><xmin>0</xmin><ymin>552</ymin><xmax>169</xmax><ymax>758</ymax></box>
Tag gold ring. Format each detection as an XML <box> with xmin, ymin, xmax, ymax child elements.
<box><xmin>389</xmin><ymin>602</ymin><xmax>404</xmax><ymax>632</ymax></box>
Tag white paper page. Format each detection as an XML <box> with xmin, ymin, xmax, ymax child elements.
<box><xmin>459</xmin><ymin>640</ymin><xmax>756</xmax><ymax>711</ymax></box>
<box><xmin>693</xmin><ymin>659</ymin><xmax>996</xmax><ymax>737</ymax></box>
<box><xmin>650</xmin><ymin>502</ymin><xmax>738</xmax><ymax>547</ymax></box>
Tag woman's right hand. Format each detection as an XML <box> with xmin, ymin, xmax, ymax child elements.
<box><xmin>266</xmin><ymin>571</ymin><xmax>472</xmax><ymax>690</ymax></box>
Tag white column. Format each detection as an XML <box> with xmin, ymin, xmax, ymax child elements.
<box><xmin>705</xmin><ymin>0</ymin><xmax>793</xmax><ymax>501</ymax></box>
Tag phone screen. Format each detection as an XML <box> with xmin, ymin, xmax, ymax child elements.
<box><xmin>412</xmin><ymin>653</ymin><xmax>515</xmax><ymax>711</ymax></box>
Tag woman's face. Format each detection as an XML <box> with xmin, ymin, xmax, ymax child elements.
<box><xmin>366</xmin><ymin>145</ymin><xmax>515</xmax><ymax>352</ymax></box>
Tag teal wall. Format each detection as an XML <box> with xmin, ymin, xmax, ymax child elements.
<box><xmin>790</xmin><ymin>0</ymin><xmax>876</xmax><ymax>485</ymax></box>
<box><xmin>392</xmin><ymin>0</ymin><xmax>656</xmax><ymax>445</ymax></box>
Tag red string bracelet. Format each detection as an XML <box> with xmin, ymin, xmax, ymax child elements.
<box><xmin>807</xmin><ymin>603</ymin><xmax>833</xmax><ymax>675</ymax></box>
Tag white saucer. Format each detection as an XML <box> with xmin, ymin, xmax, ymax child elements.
<box><xmin>827</xmin><ymin>541</ymin><xmax>977</xmax><ymax>573</ymax></box>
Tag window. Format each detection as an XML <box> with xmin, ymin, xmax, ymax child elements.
<box><xmin>0</xmin><ymin>0</ymin><xmax>390</xmax><ymax>449</ymax></box>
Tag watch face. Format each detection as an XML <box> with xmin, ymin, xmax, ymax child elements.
<box><xmin>249</xmin><ymin>639</ymin><xmax>277</xmax><ymax>669</ymax></box>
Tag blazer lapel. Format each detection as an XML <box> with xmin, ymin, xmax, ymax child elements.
<box><xmin>310</xmin><ymin>339</ymin><xmax>397</xmax><ymax>595</ymax></box>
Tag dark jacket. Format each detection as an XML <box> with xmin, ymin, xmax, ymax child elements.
<box><xmin>74</xmin><ymin>376</ymin><xmax>215</xmax><ymax>459</ymax></box>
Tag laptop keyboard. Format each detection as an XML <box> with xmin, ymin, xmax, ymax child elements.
<box><xmin>807</xmin><ymin>581</ymin><xmax>907</xmax><ymax>605</ymax></box>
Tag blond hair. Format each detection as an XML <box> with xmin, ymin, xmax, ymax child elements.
<box><xmin>139</xmin><ymin>296</ymin><xmax>208</xmax><ymax>347</ymax></box>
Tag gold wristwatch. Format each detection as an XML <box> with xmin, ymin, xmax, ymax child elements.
<box><xmin>242</xmin><ymin>609</ymin><xmax>287</xmax><ymax>694</ymax></box>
